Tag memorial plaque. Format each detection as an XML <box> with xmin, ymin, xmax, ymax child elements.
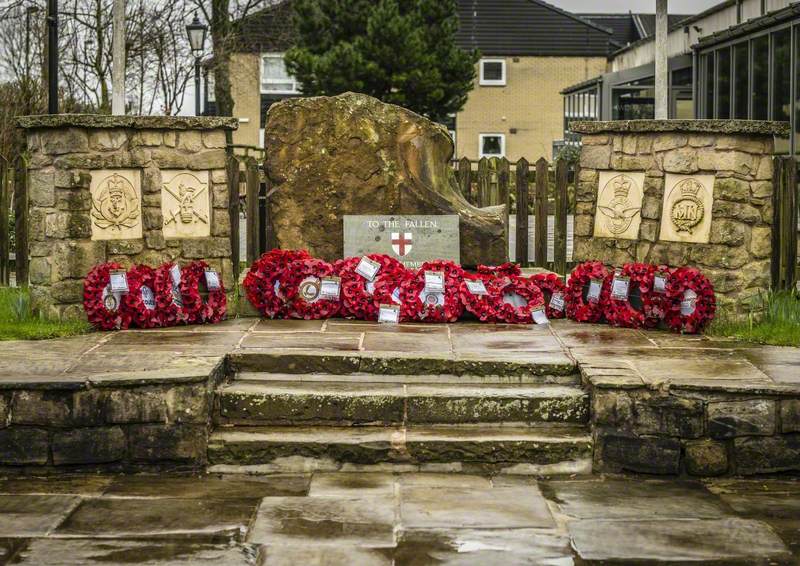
<box><xmin>89</xmin><ymin>169</ymin><xmax>142</xmax><ymax>241</ymax></box>
<box><xmin>593</xmin><ymin>171</ymin><xmax>644</xmax><ymax>240</ymax></box>
<box><xmin>660</xmin><ymin>174</ymin><xmax>714</xmax><ymax>244</ymax></box>
<box><xmin>161</xmin><ymin>170</ymin><xmax>211</xmax><ymax>239</ymax></box>
<box><xmin>343</xmin><ymin>215</ymin><xmax>459</xmax><ymax>269</ymax></box>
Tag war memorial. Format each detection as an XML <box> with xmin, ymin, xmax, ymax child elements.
<box><xmin>0</xmin><ymin>92</ymin><xmax>798</xmax><ymax>563</ymax></box>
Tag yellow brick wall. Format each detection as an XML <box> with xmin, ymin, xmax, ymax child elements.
<box><xmin>229</xmin><ymin>53</ymin><xmax>261</xmax><ymax>147</ymax></box>
<box><xmin>456</xmin><ymin>56</ymin><xmax>607</xmax><ymax>162</ymax></box>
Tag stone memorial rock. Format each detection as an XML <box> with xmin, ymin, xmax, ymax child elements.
<box><xmin>264</xmin><ymin>92</ymin><xmax>506</xmax><ymax>266</ymax></box>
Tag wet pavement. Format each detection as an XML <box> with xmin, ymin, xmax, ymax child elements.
<box><xmin>0</xmin><ymin>471</ymin><xmax>797</xmax><ymax>565</ymax></box>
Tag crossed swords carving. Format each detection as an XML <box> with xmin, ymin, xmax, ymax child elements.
<box><xmin>163</xmin><ymin>182</ymin><xmax>209</xmax><ymax>226</ymax></box>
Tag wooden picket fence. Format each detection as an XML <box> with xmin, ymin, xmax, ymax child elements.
<box><xmin>0</xmin><ymin>157</ymin><xmax>11</xmax><ymax>286</ymax></box>
<box><xmin>453</xmin><ymin>156</ymin><xmax>576</xmax><ymax>274</ymax></box>
<box><xmin>0</xmin><ymin>155</ymin><xmax>25</xmax><ymax>287</ymax></box>
<box><xmin>771</xmin><ymin>155</ymin><xmax>798</xmax><ymax>291</ymax></box>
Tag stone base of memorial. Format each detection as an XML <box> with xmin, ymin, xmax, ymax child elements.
<box><xmin>17</xmin><ymin>115</ymin><xmax>239</xmax><ymax>320</ymax></box>
<box><xmin>570</xmin><ymin>119</ymin><xmax>790</xmax><ymax>312</ymax></box>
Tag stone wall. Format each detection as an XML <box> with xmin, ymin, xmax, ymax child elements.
<box><xmin>18</xmin><ymin>115</ymin><xmax>239</xmax><ymax>320</ymax></box>
<box><xmin>571</xmin><ymin>119</ymin><xmax>790</xmax><ymax>311</ymax></box>
<box><xmin>0</xmin><ymin>362</ymin><xmax>225</xmax><ymax>472</ymax></box>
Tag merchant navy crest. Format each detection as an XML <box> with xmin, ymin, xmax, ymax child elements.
<box><xmin>91</xmin><ymin>173</ymin><xmax>140</xmax><ymax>231</ymax></box>
<box><xmin>670</xmin><ymin>178</ymin><xmax>705</xmax><ymax>234</ymax></box>
<box><xmin>391</xmin><ymin>232</ymin><xmax>413</xmax><ymax>257</ymax></box>
<box><xmin>597</xmin><ymin>175</ymin><xmax>641</xmax><ymax>235</ymax></box>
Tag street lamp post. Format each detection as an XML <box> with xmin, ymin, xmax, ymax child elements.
<box><xmin>185</xmin><ymin>14</ymin><xmax>208</xmax><ymax>116</ymax></box>
<box><xmin>47</xmin><ymin>0</ymin><xmax>58</xmax><ymax>114</ymax></box>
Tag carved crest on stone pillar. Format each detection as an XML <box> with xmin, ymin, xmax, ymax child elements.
<box><xmin>161</xmin><ymin>170</ymin><xmax>211</xmax><ymax>239</ymax></box>
<box><xmin>89</xmin><ymin>169</ymin><xmax>142</xmax><ymax>241</ymax></box>
<box><xmin>660</xmin><ymin>174</ymin><xmax>714</xmax><ymax>244</ymax></box>
<box><xmin>593</xmin><ymin>171</ymin><xmax>644</xmax><ymax>240</ymax></box>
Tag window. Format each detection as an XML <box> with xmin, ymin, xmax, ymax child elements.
<box><xmin>479</xmin><ymin>134</ymin><xmax>505</xmax><ymax>157</ymax></box>
<box><xmin>261</xmin><ymin>53</ymin><xmax>299</xmax><ymax>94</ymax></box>
<box><xmin>752</xmin><ymin>35</ymin><xmax>769</xmax><ymax>120</ymax></box>
<box><xmin>703</xmin><ymin>53</ymin><xmax>714</xmax><ymax>118</ymax></box>
<box><xmin>479</xmin><ymin>59</ymin><xmax>506</xmax><ymax>86</ymax></box>
<box><xmin>733</xmin><ymin>42</ymin><xmax>749</xmax><ymax>118</ymax></box>
<box><xmin>772</xmin><ymin>28</ymin><xmax>791</xmax><ymax>122</ymax></box>
<box><xmin>717</xmin><ymin>47</ymin><xmax>731</xmax><ymax>119</ymax></box>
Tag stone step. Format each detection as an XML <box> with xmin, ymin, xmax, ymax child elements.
<box><xmin>207</xmin><ymin>425</ymin><xmax>593</xmax><ymax>475</ymax></box>
<box><xmin>217</xmin><ymin>381</ymin><xmax>588</xmax><ymax>426</ymax></box>
<box><xmin>235</xmin><ymin>371</ymin><xmax>581</xmax><ymax>386</ymax></box>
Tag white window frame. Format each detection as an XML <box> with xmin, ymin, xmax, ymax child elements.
<box><xmin>260</xmin><ymin>52</ymin><xmax>299</xmax><ymax>95</ymax></box>
<box><xmin>479</xmin><ymin>133</ymin><xmax>505</xmax><ymax>158</ymax></box>
<box><xmin>479</xmin><ymin>58</ymin><xmax>506</xmax><ymax>86</ymax></box>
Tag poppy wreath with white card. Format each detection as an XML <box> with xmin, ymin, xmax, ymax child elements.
<box><xmin>372</xmin><ymin>268</ymin><xmax>416</xmax><ymax>322</ymax></box>
<box><xmin>489</xmin><ymin>276</ymin><xmax>545</xmax><ymax>324</ymax></box>
<box><xmin>402</xmin><ymin>260</ymin><xmax>465</xmax><ymax>322</ymax></box>
<box><xmin>337</xmin><ymin>254</ymin><xmax>406</xmax><ymax>320</ymax></box>
<box><xmin>565</xmin><ymin>261</ymin><xmax>609</xmax><ymax>323</ymax></box>
<box><xmin>154</xmin><ymin>262</ymin><xmax>188</xmax><ymax>326</ymax></box>
<box><xmin>664</xmin><ymin>267</ymin><xmax>716</xmax><ymax>334</ymax></box>
<box><xmin>459</xmin><ymin>274</ymin><xmax>498</xmax><ymax>322</ymax></box>
<box><xmin>180</xmin><ymin>260</ymin><xmax>227</xmax><ymax>324</ymax></box>
<box><xmin>644</xmin><ymin>264</ymin><xmax>675</xmax><ymax>325</ymax></box>
<box><xmin>601</xmin><ymin>263</ymin><xmax>657</xmax><ymax>329</ymax></box>
<box><xmin>243</xmin><ymin>249</ymin><xmax>311</xmax><ymax>318</ymax></box>
<box><xmin>123</xmin><ymin>264</ymin><xmax>161</xmax><ymax>329</ymax></box>
<box><xmin>83</xmin><ymin>262</ymin><xmax>134</xmax><ymax>330</ymax></box>
<box><xmin>477</xmin><ymin>262</ymin><xmax>521</xmax><ymax>278</ymax></box>
<box><xmin>282</xmin><ymin>258</ymin><xmax>341</xmax><ymax>320</ymax></box>
<box><xmin>530</xmin><ymin>273</ymin><xmax>567</xmax><ymax>320</ymax></box>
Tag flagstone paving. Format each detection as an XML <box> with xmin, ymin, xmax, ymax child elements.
<box><xmin>0</xmin><ymin>472</ymin><xmax>797</xmax><ymax>564</ymax></box>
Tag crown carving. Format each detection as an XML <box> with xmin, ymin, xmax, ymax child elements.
<box><xmin>678</xmin><ymin>179</ymin><xmax>702</xmax><ymax>197</ymax></box>
<box><xmin>613</xmin><ymin>177</ymin><xmax>631</xmax><ymax>199</ymax></box>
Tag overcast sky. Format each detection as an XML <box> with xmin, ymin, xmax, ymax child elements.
<box><xmin>549</xmin><ymin>0</ymin><xmax>722</xmax><ymax>13</ymax></box>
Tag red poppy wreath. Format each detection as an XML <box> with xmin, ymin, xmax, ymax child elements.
<box><xmin>180</xmin><ymin>260</ymin><xmax>227</xmax><ymax>325</ymax></box>
<box><xmin>477</xmin><ymin>262</ymin><xmax>521</xmax><ymax>278</ymax></box>
<box><xmin>566</xmin><ymin>261</ymin><xmax>610</xmax><ymax>323</ymax></box>
<box><xmin>531</xmin><ymin>272</ymin><xmax>567</xmax><ymax>320</ymax></box>
<box><xmin>123</xmin><ymin>264</ymin><xmax>161</xmax><ymax>329</ymax></box>
<box><xmin>243</xmin><ymin>249</ymin><xmax>311</xmax><ymax>318</ymax></box>
<box><xmin>337</xmin><ymin>254</ymin><xmax>406</xmax><ymax>320</ymax></box>
<box><xmin>490</xmin><ymin>275</ymin><xmax>546</xmax><ymax>324</ymax></box>
<box><xmin>601</xmin><ymin>263</ymin><xmax>658</xmax><ymax>329</ymax></box>
<box><xmin>664</xmin><ymin>266</ymin><xmax>716</xmax><ymax>334</ymax></box>
<box><xmin>459</xmin><ymin>273</ymin><xmax>498</xmax><ymax>322</ymax></box>
<box><xmin>83</xmin><ymin>262</ymin><xmax>134</xmax><ymax>330</ymax></box>
<box><xmin>154</xmin><ymin>262</ymin><xmax>188</xmax><ymax>327</ymax></box>
<box><xmin>372</xmin><ymin>268</ymin><xmax>416</xmax><ymax>322</ymax></box>
<box><xmin>402</xmin><ymin>260</ymin><xmax>465</xmax><ymax>322</ymax></box>
<box><xmin>282</xmin><ymin>258</ymin><xmax>341</xmax><ymax>320</ymax></box>
<box><xmin>644</xmin><ymin>264</ymin><xmax>675</xmax><ymax>325</ymax></box>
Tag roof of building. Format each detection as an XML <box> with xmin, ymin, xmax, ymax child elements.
<box><xmin>695</xmin><ymin>2</ymin><xmax>800</xmax><ymax>49</ymax></box>
<box><xmin>578</xmin><ymin>13</ymin><xmax>691</xmax><ymax>46</ymax></box>
<box><xmin>229</xmin><ymin>0</ymin><xmax>618</xmax><ymax>58</ymax></box>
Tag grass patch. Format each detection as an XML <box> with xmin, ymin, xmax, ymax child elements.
<box><xmin>707</xmin><ymin>290</ymin><xmax>800</xmax><ymax>346</ymax></box>
<box><xmin>0</xmin><ymin>287</ymin><xmax>91</xmax><ymax>341</ymax></box>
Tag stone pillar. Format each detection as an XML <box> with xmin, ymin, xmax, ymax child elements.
<box><xmin>571</xmin><ymin>119</ymin><xmax>789</xmax><ymax>311</ymax></box>
<box><xmin>18</xmin><ymin>115</ymin><xmax>239</xmax><ymax>320</ymax></box>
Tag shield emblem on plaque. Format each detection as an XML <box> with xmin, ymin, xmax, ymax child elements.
<box><xmin>391</xmin><ymin>232</ymin><xmax>413</xmax><ymax>257</ymax></box>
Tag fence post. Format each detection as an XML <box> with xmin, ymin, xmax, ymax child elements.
<box><xmin>458</xmin><ymin>157</ymin><xmax>472</xmax><ymax>203</ymax></box>
<box><xmin>13</xmin><ymin>156</ymin><xmax>27</xmax><ymax>286</ymax></box>
<box><xmin>515</xmin><ymin>158</ymin><xmax>529</xmax><ymax>266</ymax></box>
<box><xmin>534</xmin><ymin>157</ymin><xmax>548</xmax><ymax>268</ymax></box>
<box><xmin>244</xmin><ymin>156</ymin><xmax>261</xmax><ymax>265</ymax></box>
<box><xmin>477</xmin><ymin>157</ymin><xmax>489</xmax><ymax>207</ymax></box>
<box><xmin>777</xmin><ymin>157</ymin><xmax>798</xmax><ymax>290</ymax></box>
<box><xmin>553</xmin><ymin>159</ymin><xmax>569</xmax><ymax>276</ymax></box>
<box><xmin>0</xmin><ymin>161</ymin><xmax>8</xmax><ymax>285</ymax></box>
<box><xmin>227</xmin><ymin>152</ymin><xmax>241</xmax><ymax>279</ymax></box>
<box><xmin>498</xmin><ymin>157</ymin><xmax>510</xmax><ymax>239</ymax></box>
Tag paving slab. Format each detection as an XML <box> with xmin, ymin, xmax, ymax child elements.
<box><xmin>10</xmin><ymin>539</ymin><xmax>263</xmax><ymax>565</ymax></box>
<box><xmin>0</xmin><ymin>494</ymin><xmax>80</xmax><ymax>537</ymax></box>
<box><xmin>308</xmin><ymin>472</ymin><xmax>396</xmax><ymax>497</ymax></box>
<box><xmin>569</xmin><ymin>517</ymin><xmax>792</xmax><ymax>564</ymax></box>
<box><xmin>54</xmin><ymin>497</ymin><xmax>260</xmax><ymax>540</ymax></box>
<box><xmin>0</xmin><ymin>476</ymin><xmax>112</xmax><ymax>496</ymax></box>
<box><xmin>328</xmin><ymin>320</ymin><xmax>447</xmax><ymax>334</ymax></box>
<box><xmin>261</xmin><ymin>545</ymin><xmax>392</xmax><ymax>566</ymax></box>
<box><xmin>102</xmin><ymin>474</ymin><xmax>309</xmax><ymax>499</ymax></box>
<box><xmin>249</xmin><ymin>495</ymin><xmax>396</xmax><ymax>547</ymax></box>
<box><xmin>253</xmin><ymin>319</ymin><xmax>326</xmax><ymax>332</ymax></box>
<box><xmin>397</xmin><ymin>473</ymin><xmax>492</xmax><ymax>490</ymax></box>
<box><xmin>394</xmin><ymin>528</ymin><xmax>572</xmax><ymax>566</ymax></box>
<box><xmin>239</xmin><ymin>332</ymin><xmax>362</xmax><ymax>351</ymax></box>
<box><xmin>552</xmin><ymin>322</ymin><xmax>655</xmax><ymax>349</ymax></box>
<box><xmin>744</xmin><ymin>346</ymin><xmax>800</xmax><ymax>385</ymax></box>
<box><xmin>543</xmin><ymin>479</ymin><xmax>732</xmax><ymax>520</ymax></box>
<box><xmin>361</xmin><ymin>332</ymin><xmax>452</xmax><ymax>354</ymax></box>
<box><xmin>399</xmin><ymin>485</ymin><xmax>555</xmax><ymax>529</ymax></box>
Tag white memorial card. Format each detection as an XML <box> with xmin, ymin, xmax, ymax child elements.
<box><xmin>141</xmin><ymin>286</ymin><xmax>156</xmax><ymax>310</ymax></box>
<box><xmin>204</xmin><ymin>269</ymin><xmax>221</xmax><ymax>290</ymax></box>
<box><xmin>109</xmin><ymin>270</ymin><xmax>129</xmax><ymax>293</ymax></box>
<box><xmin>549</xmin><ymin>292</ymin><xmax>565</xmax><ymax>312</ymax></box>
<box><xmin>355</xmin><ymin>256</ymin><xmax>381</xmax><ymax>281</ymax></box>
<box><xmin>424</xmin><ymin>270</ymin><xmax>445</xmax><ymax>293</ymax></box>
<box><xmin>532</xmin><ymin>306</ymin><xmax>550</xmax><ymax>325</ymax></box>
<box><xmin>611</xmin><ymin>275</ymin><xmax>630</xmax><ymax>301</ymax></box>
<box><xmin>170</xmin><ymin>264</ymin><xmax>181</xmax><ymax>287</ymax></box>
<box><xmin>320</xmin><ymin>277</ymin><xmax>341</xmax><ymax>300</ymax></box>
<box><xmin>391</xmin><ymin>287</ymin><xmax>402</xmax><ymax>304</ymax></box>
<box><xmin>587</xmin><ymin>278</ymin><xmax>603</xmax><ymax>304</ymax></box>
<box><xmin>378</xmin><ymin>304</ymin><xmax>400</xmax><ymax>324</ymax></box>
<box><xmin>653</xmin><ymin>272</ymin><xmax>668</xmax><ymax>294</ymax></box>
<box><xmin>680</xmin><ymin>289</ymin><xmax>698</xmax><ymax>316</ymax></box>
<box><xmin>465</xmin><ymin>279</ymin><xmax>488</xmax><ymax>296</ymax></box>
